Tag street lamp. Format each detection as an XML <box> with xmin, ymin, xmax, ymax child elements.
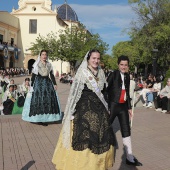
<box><xmin>152</xmin><ymin>48</ymin><xmax>158</xmax><ymax>76</ymax></box>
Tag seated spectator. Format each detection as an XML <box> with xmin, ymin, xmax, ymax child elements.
<box><xmin>20</xmin><ymin>78</ymin><xmax>30</xmax><ymax>97</ymax></box>
<box><xmin>12</xmin><ymin>84</ymin><xmax>25</xmax><ymax>115</ymax></box>
<box><xmin>136</xmin><ymin>81</ymin><xmax>150</xmax><ymax>107</ymax></box>
<box><xmin>151</xmin><ymin>77</ymin><xmax>162</xmax><ymax>97</ymax></box>
<box><xmin>6</xmin><ymin>79</ymin><xmax>15</xmax><ymax>90</ymax></box>
<box><xmin>145</xmin><ymin>92</ymin><xmax>153</xmax><ymax>108</ymax></box>
<box><xmin>146</xmin><ymin>75</ymin><xmax>155</xmax><ymax>88</ymax></box>
<box><xmin>0</xmin><ymin>75</ymin><xmax>9</xmax><ymax>98</ymax></box>
<box><xmin>155</xmin><ymin>78</ymin><xmax>170</xmax><ymax>113</ymax></box>
<box><xmin>136</xmin><ymin>77</ymin><xmax>143</xmax><ymax>89</ymax></box>
<box><xmin>146</xmin><ymin>77</ymin><xmax>162</xmax><ymax>108</ymax></box>
<box><xmin>0</xmin><ymin>85</ymin><xmax>17</xmax><ymax>115</ymax></box>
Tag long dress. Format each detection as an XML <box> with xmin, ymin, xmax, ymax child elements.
<box><xmin>52</xmin><ymin>69</ymin><xmax>114</xmax><ymax>170</ymax></box>
<box><xmin>22</xmin><ymin>61</ymin><xmax>62</xmax><ymax>122</ymax></box>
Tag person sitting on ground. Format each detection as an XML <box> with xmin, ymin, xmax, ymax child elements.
<box><xmin>0</xmin><ymin>85</ymin><xmax>17</xmax><ymax>115</ymax></box>
<box><xmin>155</xmin><ymin>78</ymin><xmax>170</xmax><ymax>113</ymax></box>
<box><xmin>147</xmin><ymin>77</ymin><xmax>162</xmax><ymax>108</ymax></box>
<box><xmin>146</xmin><ymin>74</ymin><xmax>155</xmax><ymax>88</ymax></box>
<box><xmin>12</xmin><ymin>84</ymin><xmax>25</xmax><ymax>115</ymax></box>
<box><xmin>6</xmin><ymin>79</ymin><xmax>15</xmax><ymax>90</ymax></box>
<box><xmin>20</xmin><ymin>78</ymin><xmax>30</xmax><ymax>97</ymax></box>
<box><xmin>136</xmin><ymin>81</ymin><xmax>151</xmax><ymax>107</ymax></box>
<box><xmin>136</xmin><ymin>77</ymin><xmax>143</xmax><ymax>89</ymax></box>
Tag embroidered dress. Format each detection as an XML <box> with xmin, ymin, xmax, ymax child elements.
<box><xmin>22</xmin><ymin>61</ymin><xmax>61</xmax><ymax>122</ymax></box>
<box><xmin>52</xmin><ymin>58</ymin><xmax>114</xmax><ymax>170</ymax></box>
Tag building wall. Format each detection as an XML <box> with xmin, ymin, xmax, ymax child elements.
<box><xmin>0</xmin><ymin>11</ymin><xmax>19</xmax><ymax>68</ymax></box>
<box><xmin>11</xmin><ymin>0</ymin><xmax>70</xmax><ymax>75</ymax></box>
<box><xmin>0</xmin><ymin>1</ymin><xmax>77</xmax><ymax>75</ymax></box>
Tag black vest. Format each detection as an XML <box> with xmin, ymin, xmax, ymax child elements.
<box><xmin>107</xmin><ymin>70</ymin><xmax>131</xmax><ymax>109</ymax></box>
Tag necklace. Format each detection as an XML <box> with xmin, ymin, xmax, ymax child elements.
<box><xmin>87</xmin><ymin>67</ymin><xmax>99</xmax><ymax>82</ymax></box>
<box><xmin>88</xmin><ymin>66</ymin><xmax>98</xmax><ymax>75</ymax></box>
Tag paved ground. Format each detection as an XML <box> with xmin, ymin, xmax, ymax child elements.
<box><xmin>0</xmin><ymin>76</ymin><xmax>170</xmax><ymax>170</ymax></box>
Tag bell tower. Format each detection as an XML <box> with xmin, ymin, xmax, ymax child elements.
<box><xmin>18</xmin><ymin>0</ymin><xmax>25</xmax><ymax>8</ymax></box>
<box><xmin>18</xmin><ymin>0</ymin><xmax>52</xmax><ymax>10</ymax></box>
<box><xmin>45</xmin><ymin>0</ymin><xmax>52</xmax><ymax>9</ymax></box>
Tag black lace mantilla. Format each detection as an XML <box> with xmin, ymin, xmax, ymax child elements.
<box><xmin>29</xmin><ymin>75</ymin><xmax>60</xmax><ymax>117</ymax></box>
<box><xmin>72</xmin><ymin>84</ymin><xmax>114</xmax><ymax>154</ymax></box>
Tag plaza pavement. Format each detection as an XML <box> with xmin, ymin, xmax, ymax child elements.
<box><xmin>0</xmin><ymin>76</ymin><xmax>170</xmax><ymax>170</ymax></box>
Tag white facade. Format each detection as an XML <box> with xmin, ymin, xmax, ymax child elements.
<box><xmin>9</xmin><ymin>0</ymin><xmax>71</xmax><ymax>75</ymax></box>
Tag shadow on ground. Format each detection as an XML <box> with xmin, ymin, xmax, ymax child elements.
<box><xmin>20</xmin><ymin>160</ymin><xmax>35</xmax><ymax>170</ymax></box>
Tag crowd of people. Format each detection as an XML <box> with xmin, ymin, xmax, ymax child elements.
<box><xmin>0</xmin><ymin>50</ymin><xmax>62</xmax><ymax>125</ymax></box>
<box><xmin>0</xmin><ymin>67</ymin><xmax>29</xmax><ymax>77</ymax></box>
<box><xmin>59</xmin><ymin>73</ymin><xmax>73</xmax><ymax>85</ymax></box>
<box><xmin>0</xmin><ymin>75</ymin><xmax>31</xmax><ymax>115</ymax></box>
<box><xmin>129</xmin><ymin>74</ymin><xmax>170</xmax><ymax>114</ymax></box>
<box><xmin>0</xmin><ymin>49</ymin><xmax>170</xmax><ymax>170</ymax></box>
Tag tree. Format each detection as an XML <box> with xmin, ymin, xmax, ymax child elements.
<box><xmin>128</xmin><ymin>0</ymin><xmax>170</xmax><ymax>69</ymax></box>
<box><xmin>101</xmin><ymin>54</ymin><xmax>118</xmax><ymax>70</ymax></box>
<box><xmin>164</xmin><ymin>68</ymin><xmax>170</xmax><ymax>86</ymax></box>
<box><xmin>55</xmin><ymin>24</ymin><xmax>109</xmax><ymax>73</ymax></box>
<box><xmin>112</xmin><ymin>41</ymin><xmax>141</xmax><ymax>70</ymax></box>
<box><xmin>29</xmin><ymin>24</ymin><xmax>109</xmax><ymax>74</ymax></box>
<box><xmin>29</xmin><ymin>33</ymin><xmax>60</xmax><ymax>61</ymax></box>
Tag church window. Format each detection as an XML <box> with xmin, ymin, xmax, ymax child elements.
<box><xmin>29</xmin><ymin>20</ymin><xmax>37</xmax><ymax>34</ymax></box>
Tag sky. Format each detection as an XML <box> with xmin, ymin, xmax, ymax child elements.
<box><xmin>0</xmin><ymin>0</ymin><xmax>136</xmax><ymax>55</ymax></box>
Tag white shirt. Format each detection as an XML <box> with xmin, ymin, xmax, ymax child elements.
<box><xmin>120</xmin><ymin>72</ymin><xmax>125</xmax><ymax>90</ymax></box>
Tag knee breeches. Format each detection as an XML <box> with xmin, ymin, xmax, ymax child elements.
<box><xmin>110</xmin><ymin>102</ymin><xmax>131</xmax><ymax>137</ymax></box>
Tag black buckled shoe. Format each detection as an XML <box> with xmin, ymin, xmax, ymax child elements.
<box><xmin>126</xmin><ymin>157</ymin><xmax>143</xmax><ymax>166</ymax></box>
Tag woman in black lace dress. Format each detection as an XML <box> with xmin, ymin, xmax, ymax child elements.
<box><xmin>52</xmin><ymin>50</ymin><xmax>114</xmax><ymax>170</ymax></box>
<box><xmin>22</xmin><ymin>50</ymin><xmax>61</xmax><ymax>125</ymax></box>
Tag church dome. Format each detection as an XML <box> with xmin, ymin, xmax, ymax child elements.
<box><xmin>57</xmin><ymin>3</ymin><xmax>78</xmax><ymax>22</ymax></box>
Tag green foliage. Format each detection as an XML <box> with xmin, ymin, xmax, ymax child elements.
<box><xmin>112</xmin><ymin>41</ymin><xmax>141</xmax><ymax>70</ymax></box>
<box><xmin>29</xmin><ymin>33</ymin><xmax>59</xmax><ymax>61</ymax></box>
<box><xmin>101</xmin><ymin>54</ymin><xmax>118</xmax><ymax>70</ymax></box>
<box><xmin>164</xmin><ymin>69</ymin><xmax>170</xmax><ymax>86</ymax></box>
<box><xmin>112</xmin><ymin>0</ymin><xmax>170</xmax><ymax>73</ymax></box>
<box><xmin>29</xmin><ymin>23</ymin><xmax>109</xmax><ymax>73</ymax></box>
<box><xmin>129</xmin><ymin>0</ymin><xmax>170</xmax><ymax>57</ymax></box>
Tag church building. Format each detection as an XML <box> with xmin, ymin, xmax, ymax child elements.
<box><xmin>0</xmin><ymin>0</ymin><xmax>80</xmax><ymax>75</ymax></box>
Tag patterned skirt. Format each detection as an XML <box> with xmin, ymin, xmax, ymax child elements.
<box><xmin>22</xmin><ymin>75</ymin><xmax>61</xmax><ymax>122</ymax></box>
<box><xmin>52</xmin><ymin>86</ymin><xmax>114</xmax><ymax>170</ymax></box>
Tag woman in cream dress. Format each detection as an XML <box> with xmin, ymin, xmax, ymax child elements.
<box><xmin>52</xmin><ymin>49</ymin><xmax>114</xmax><ymax>170</ymax></box>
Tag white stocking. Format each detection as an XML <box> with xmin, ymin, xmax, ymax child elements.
<box><xmin>123</xmin><ymin>136</ymin><xmax>134</xmax><ymax>162</ymax></box>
